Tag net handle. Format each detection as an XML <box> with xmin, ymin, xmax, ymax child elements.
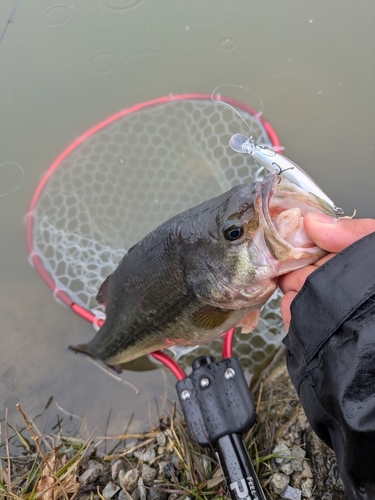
<box><xmin>150</xmin><ymin>327</ymin><xmax>237</xmax><ymax>380</ymax></box>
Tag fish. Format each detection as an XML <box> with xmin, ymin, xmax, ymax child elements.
<box><xmin>69</xmin><ymin>173</ymin><xmax>335</xmax><ymax>371</ymax></box>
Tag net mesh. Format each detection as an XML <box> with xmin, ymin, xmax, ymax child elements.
<box><xmin>29</xmin><ymin>96</ymin><xmax>285</xmax><ymax>381</ymax></box>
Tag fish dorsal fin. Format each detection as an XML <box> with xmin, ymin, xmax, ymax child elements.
<box><xmin>190</xmin><ymin>305</ymin><xmax>234</xmax><ymax>330</ymax></box>
<box><xmin>96</xmin><ymin>274</ymin><xmax>112</xmax><ymax>305</ymax></box>
<box><xmin>237</xmin><ymin>309</ymin><xmax>261</xmax><ymax>334</ymax></box>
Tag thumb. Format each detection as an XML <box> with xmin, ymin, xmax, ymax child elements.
<box><xmin>304</xmin><ymin>213</ymin><xmax>375</xmax><ymax>253</ymax></box>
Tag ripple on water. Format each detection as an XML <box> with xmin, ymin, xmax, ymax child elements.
<box><xmin>217</xmin><ymin>37</ymin><xmax>240</xmax><ymax>53</ymax></box>
<box><xmin>0</xmin><ymin>162</ymin><xmax>25</xmax><ymax>198</ymax></box>
<box><xmin>90</xmin><ymin>52</ymin><xmax>118</xmax><ymax>75</ymax></box>
<box><xmin>100</xmin><ymin>0</ymin><xmax>144</xmax><ymax>15</ymax></box>
<box><xmin>40</xmin><ymin>4</ymin><xmax>74</xmax><ymax>29</ymax></box>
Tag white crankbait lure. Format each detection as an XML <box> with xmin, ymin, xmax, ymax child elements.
<box><xmin>229</xmin><ymin>134</ymin><xmax>343</xmax><ymax>215</ymax></box>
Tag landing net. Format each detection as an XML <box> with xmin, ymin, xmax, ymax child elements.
<box><xmin>26</xmin><ymin>94</ymin><xmax>285</xmax><ymax>379</ymax></box>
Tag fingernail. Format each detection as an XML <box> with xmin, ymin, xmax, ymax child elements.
<box><xmin>310</xmin><ymin>213</ymin><xmax>338</xmax><ymax>223</ymax></box>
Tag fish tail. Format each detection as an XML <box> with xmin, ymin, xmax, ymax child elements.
<box><xmin>68</xmin><ymin>343</ymin><xmax>96</xmax><ymax>359</ymax></box>
<box><xmin>68</xmin><ymin>343</ymin><xmax>123</xmax><ymax>374</ymax></box>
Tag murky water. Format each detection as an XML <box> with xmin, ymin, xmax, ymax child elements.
<box><xmin>1</xmin><ymin>0</ymin><xmax>374</xmax><ymax>439</ymax></box>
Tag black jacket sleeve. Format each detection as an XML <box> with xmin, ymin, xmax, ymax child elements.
<box><xmin>283</xmin><ymin>231</ymin><xmax>375</xmax><ymax>500</ymax></box>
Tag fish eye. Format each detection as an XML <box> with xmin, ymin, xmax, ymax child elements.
<box><xmin>223</xmin><ymin>223</ymin><xmax>244</xmax><ymax>241</ymax></box>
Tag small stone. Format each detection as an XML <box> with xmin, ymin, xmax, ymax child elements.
<box><xmin>156</xmin><ymin>431</ymin><xmax>167</xmax><ymax>447</ymax></box>
<box><xmin>79</xmin><ymin>460</ymin><xmax>106</xmax><ymax>486</ymax></box>
<box><xmin>148</xmin><ymin>484</ymin><xmax>168</xmax><ymax>500</ymax></box>
<box><xmin>300</xmin><ymin>460</ymin><xmax>313</xmax><ymax>479</ymax></box>
<box><xmin>291</xmin><ymin>447</ymin><xmax>306</xmax><ymax>472</ymax></box>
<box><xmin>89</xmin><ymin>459</ymin><xmax>105</xmax><ymax>470</ymax></box>
<box><xmin>118</xmin><ymin>491</ymin><xmax>128</xmax><ymax>500</ymax></box>
<box><xmin>138</xmin><ymin>477</ymin><xmax>147</xmax><ymax>500</ymax></box>
<box><xmin>163</xmin><ymin>462</ymin><xmax>177</xmax><ymax>481</ymax></box>
<box><xmin>165</xmin><ymin>440</ymin><xmax>174</xmax><ymax>453</ymax></box>
<box><xmin>202</xmin><ymin>457</ymin><xmax>211</xmax><ymax>478</ymax></box>
<box><xmin>142</xmin><ymin>464</ymin><xmax>157</xmax><ymax>486</ymax></box>
<box><xmin>158</xmin><ymin>461</ymin><xmax>169</xmax><ymax>476</ymax></box>
<box><xmin>291</xmin><ymin>430</ymin><xmax>300</xmax><ymax>443</ymax></box>
<box><xmin>280</xmin><ymin>461</ymin><xmax>293</xmax><ymax>475</ymax></box>
<box><xmin>298</xmin><ymin>414</ymin><xmax>310</xmax><ymax>432</ymax></box>
<box><xmin>301</xmin><ymin>478</ymin><xmax>313</xmax><ymax>489</ymax></box>
<box><xmin>273</xmin><ymin>444</ymin><xmax>291</xmax><ymax>464</ymax></box>
<box><xmin>290</xmin><ymin>471</ymin><xmax>302</xmax><ymax>489</ymax></box>
<box><xmin>170</xmin><ymin>453</ymin><xmax>182</xmax><ymax>470</ymax></box>
<box><xmin>121</xmin><ymin>469</ymin><xmax>140</xmax><ymax>492</ymax></box>
<box><xmin>112</xmin><ymin>460</ymin><xmax>126</xmax><ymax>480</ymax></box>
<box><xmin>301</xmin><ymin>487</ymin><xmax>312</xmax><ymax>499</ymax></box>
<box><xmin>118</xmin><ymin>469</ymin><xmax>125</xmax><ymax>484</ymax></box>
<box><xmin>280</xmin><ymin>485</ymin><xmax>302</xmax><ymax>500</ymax></box>
<box><xmin>102</xmin><ymin>482</ymin><xmax>120</xmax><ymax>499</ymax></box>
<box><xmin>132</xmin><ymin>487</ymin><xmax>140</xmax><ymax>500</ymax></box>
<box><xmin>148</xmin><ymin>489</ymin><xmax>159</xmax><ymax>500</ymax></box>
<box><xmin>291</xmin><ymin>446</ymin><xmax>305</xmax><ymax>457</ymax></box>
<box><xmin>301</xmin><ymin>478</ymin><xmax>314</xmax><ymax>498</ymax></box>
<box><xmin>135</xmin><ymin>446</ymin><xmax>156</xmax><ymax>463</ymax></box>
<box><xmin>271</xmin><ymin>472</ymin><xmax>290</xmax><ymax>495</ymax></box>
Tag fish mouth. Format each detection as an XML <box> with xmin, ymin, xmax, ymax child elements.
<box><xmin>259</xmin><ymin>173</ymin><xmax>336</xmax><ymax>260</ymax></box>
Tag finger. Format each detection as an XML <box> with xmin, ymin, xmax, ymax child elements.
<box><xmin>304</xmin><ymin>214</ymin><xmax>375</xmax><ymax>253</ymax></box>
<box><xmin>313</xmin><ymin>252</ymin><xmax>337</xmax><ymax>267</ymax></box>
<box><xmin>280</xmin><ymin>291</ymin><xmax>297</xmax><ymax>331</ymax></box>
<box><xmin>278</xmin><ymin>254</ymin><xmax>336</xmax><ymax>295</ymax></box>
<box><xmin>278</xmin><ymin>264</ymin><xmax>318</xmax><ymax>294</ymax></box>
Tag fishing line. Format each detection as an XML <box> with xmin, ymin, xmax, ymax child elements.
<box><xmin>211</xmin><ymin>84</ymin><xmax>266</xmax><ymax>142</ymax></box>
<box><xmin>0</xmin><ymin>161</ymin><xmax>25</xmax><ymax>198</ymax></box>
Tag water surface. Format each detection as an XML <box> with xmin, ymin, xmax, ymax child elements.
<box><xmin>1</xmin><ymin>0</ymin><xmax>374</xmax><ymax>438</ymax></box>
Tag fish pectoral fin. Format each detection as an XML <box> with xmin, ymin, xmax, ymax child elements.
<box><xmin>237</xmin><ymin>309</ymin><xmax>261</xmax><ymax>333</ymax></box>
<box><xmin>189</xmin><ymin>305</ymin><xmax>234</xmax><ymax>330</ymax></box>
<box><xmin>96</xmin><ymin>274</ymin><xmax>112</xmax><ymax>305</ymax></box>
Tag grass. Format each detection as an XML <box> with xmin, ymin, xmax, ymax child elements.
<box><xmin>0</xmin><ymin>381</ymin><xmax>288</xmax><ymax>500</ymax></box>
<box><xmin>0</xmin><ymin>404</ymin><xmax>91</xmax><ymax>500</ymax></box>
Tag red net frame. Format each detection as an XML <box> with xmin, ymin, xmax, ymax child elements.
<box><xmin>25</xmin><ymin>93</ymin><xmax>281</xmax><ymax>373</ymax></box>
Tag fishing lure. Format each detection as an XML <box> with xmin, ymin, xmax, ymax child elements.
<box><xmin>230</xmin><ymin>133</ymin><xmax>344</xmax><ymax>215</ymax></box>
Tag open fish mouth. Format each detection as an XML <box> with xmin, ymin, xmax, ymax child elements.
<box><xmin>260</xmin><ymin>174</ymin><xmax>336</xmax><ymax>254</ymax></box>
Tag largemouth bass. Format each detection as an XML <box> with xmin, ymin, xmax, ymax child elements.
<box><xmin>70</xmin><ymin>173</ymin><xmax>334</xmax><ymax>370</ymax></box>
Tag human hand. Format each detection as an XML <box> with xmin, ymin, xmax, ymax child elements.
<box><xmin>278</xmin><ymin>213</ymin><xmax>375</xmax><ymax>331</ymax></box>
